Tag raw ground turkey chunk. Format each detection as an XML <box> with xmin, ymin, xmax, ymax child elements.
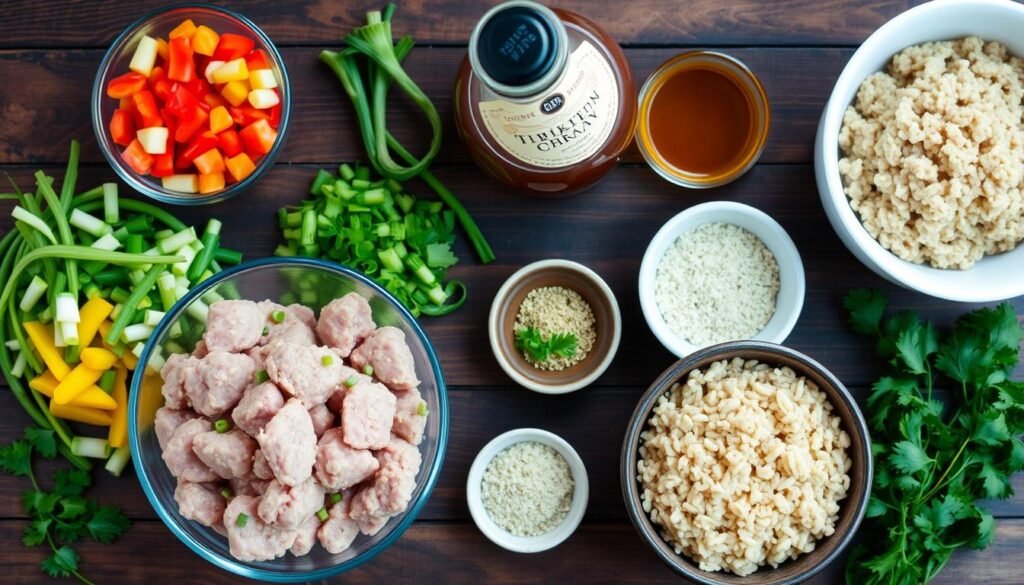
<box><xmin>156</xmin><ymin>294</ymin><xmax>427</xmax><ymax>561</ymax></box>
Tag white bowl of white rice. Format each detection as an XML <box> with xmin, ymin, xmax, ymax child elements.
<box><xmin>638</xmin><ymin>201</ymin><xmax>805</xmax><ymax>359</ymax></box>
<box><xmin>466</xmin><ymin>428</ymin><xmax>589</xmax><ymax>553</ymax></box>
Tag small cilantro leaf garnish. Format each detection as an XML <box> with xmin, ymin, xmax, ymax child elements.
<box><xmin>514</xmin><ymin>327</ymin><xmax>579</xmax><ymax>363</ymax></box>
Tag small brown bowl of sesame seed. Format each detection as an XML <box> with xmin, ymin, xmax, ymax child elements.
<box><xmin>488</xmin><ymin>259</ymin><xmax>622</xmax><ymax>394</ymax></box>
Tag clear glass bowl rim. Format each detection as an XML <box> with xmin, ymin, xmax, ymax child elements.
<box><xmin>127</xmin><ymin>256</ymin><xmax>449</xmax><ymax>582</ymax></box>
<box><xmin>90</xmin><ymin>3</ymin><xmax>292</xmax><ymax>205</ymax></box>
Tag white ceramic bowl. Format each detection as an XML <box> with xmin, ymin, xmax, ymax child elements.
<box><xmin>466</xmin><ymin>428</ymin><xmax>589</xmax><ymax>553</ymax></box>
<box><xmin>814</xmin><ymin>0</ymin><xmax>1024</xmax><ymax>302</ymax></box>
<box><xmin>638</xmin><ymin>201</ymin><xmax>805</xmax><ymax>359</ymax></box>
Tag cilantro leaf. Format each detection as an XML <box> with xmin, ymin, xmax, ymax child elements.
<box><xmin>58</xmin><ymin>496</ymin><xmax>89</xmax><ymax>521</ymax></box>
<box><xmin>978</xmin><ymin>463</ymin><xmax>1011</xmax><ymax>499</ymax></box>
<box><xmin>844</xmin><ymin>288</ymin><xmax>886</xmax><ymax>336</ymax></box>
<box><xmin>22</xmin><ymin>519</ymin><xmax>50</xmax><ymax>547</ymax></box>
<box><xmin>547</xmin><ymin>332</ymin><xmax>578</xmax><ymax>358</ymax></box>
<box><xmin>514</xmin><ymin>327</ymin><xmax>579</xmax><ymax>363</ymax></box>
<box><xmin>0</xmin><ymin>441</ymin><xmax>33</xmax><ymax>477</ymax></box>
<box><xmin>41</xmin><ymin>545</ymin><xmax>79</xmax><ymax>578</ymax></box>
<box><xmin>24</xmin><ymin>427</ymin><xmax>56</xmax><ymax>459</ymax></box>
<box><xmin>935</xmin><ymin>329</ymin><xmax>985</xmax><ymax>384</ymax></box>
<box><xmin>972</xmin><ymin>412</ymin><xmax>1011</xmax><ymax>447</ymax></box>
<box><xmin>86</xmin><ymin>506</ymin><xmax>130</xmax><ymax>544</ymax></box>
<box><xmin>54</xmin><ymin>469</ymin><xmax>90</xmax><ymax>498</ymax></box>
<box><xmin>865</xmin><ymin>497</ymin><xmax>889</xmax><ymax>518</ymax></box>
<box><xmin>969</xmin><ymin>510</ymin><xmax>996</xmax><ymax>550</ymax></box>
<box><xmin>890</xmin><ymin>440</ymin><xmax>931</xmax><ymax>475</ymax></box>
<box><xmin>894</xmin><ymin>321</ymin><xmax>937</xmax><ymax>375</ymax></box>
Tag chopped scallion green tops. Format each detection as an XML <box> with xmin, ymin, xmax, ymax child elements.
<box><xmin>214</xmin><ymin>419</ymin><xmax>231</xmax><ymax>433</ymax></box>
<box><xmin>255</xmin><ymin>370</ymin><xmax>269</xmax><ymax>384</ymax></box>
<box><xmin>321</xmin><ymin>354</ymin><xmax>334</xmax><ymax>366</ymax></box>
<box><xmin>235</xmin><ymin>513</ymin><xmax>249</xmax><ymax>527</ymax></box>
<box><xmin>344</xmin><ymin>375</ymin><xmax>360</xmax><ymax>388</ymax></box>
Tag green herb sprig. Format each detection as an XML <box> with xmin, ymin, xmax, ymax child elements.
<box><xmin>0</xmin><ymin>427</ymin><xmax>130</xmax><ymax>584</ymax></box>
<box><xmin>843</xmin><ymin>289</ymin><xmax>1024</xmax><ymax>585</ymax></box>
<box><xmin>515</xmin><ymin>327</ymin><xmax>579</xmax><ymax>363</ymax></box>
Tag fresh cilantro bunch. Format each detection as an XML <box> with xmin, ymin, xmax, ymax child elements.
<box><xmin>843</xmin><ymin>289</ymin><xmax>1024</xmax><ymax>585</ymax></box>
<box><xmin>514</xmin><ymin>327</ymin><xmax>579</xmax><ymax>363</ymax></box>
<box><xmin>0</xmin><ymin>427</ymin><xmax>130</xmax><ymax>584</ymax></box>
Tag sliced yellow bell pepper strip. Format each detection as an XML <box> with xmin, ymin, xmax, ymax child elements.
<box><xmin>108</xmin><ymin>367</ymin><xmax>129</xmax><ymax>449</ymax></box>
<box><xmin>23</xmin><ymin>321</ymin><xmax>70</xmax><ymax>380</ymax></box>
<box><xmin>53</xmin><ymin>364</ymin><xmax>104</xmax><ymax>405</ymax></box>
<box><xmin>80</xmin><ymin>347</ymin><xmax>117</xmax><ymax>370</ymax></box>
<box><xmin>77</xmin><ymin>297</ymin><xmax>114</xmax><ymax>348</ymax></box>
<box><xmin>30</xmin><ymin>372</ymin><xmax>117</xmax><ymax>411</ymax></box>
<box><xmin>49</xmin><ymin>399</ymin><xmax>112</xmax><ymax>426</ymax></box>
<box><xmin>122</xmin><ymin>350</ymin><xmax>139</xmax><ymax>370</ymax></box>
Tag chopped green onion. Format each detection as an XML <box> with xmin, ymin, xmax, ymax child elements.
<box><xmin>330</xmin><ymin>492</ymin><xmax>343</xmax><ymax>505</ymax></box>
<box><xmin>144</xmin><ymin>310</ymin><xmax>166</xmax><ymax>327</ymax></box>
<box><xmin>316</xmin><ymin>507</ymin><xmax>329</xmax><ymax>522</ymax></box>
<box><xmin>18</xmin><ymin>276</ymin><xmax>48</xmax><ymax>312</ymax></box>
<box><xmin>55</xmin><ymin>292</ymin><xmax>80</xmax><ymax>323</ymax></box>
<box><xmin>10</xmin><ymin>351</ymin><xmax>26</xmax><ymax>377</ymax></box>
<box><xmin>186</xmin><ymin>219</ymin><xmax>222</xmax><ymax>282</ymax></box>
<box><xmin>362</xmin><ymin>364</ymin><xmax>373</xmax><ymax>376</ymax></box>
<box><xmin>214</xmin><ymin>419</ymin><xmax>230</xmax><ymax>433</ymax></box>
<box><xmin>271</xmin><ymin>310</ymin><xmax>286</xmax><ymax>323</ymax></box>
<box><xmin>214</xmin><ymin>247</ymin><xmax>243</xmax><ymax>265</ymax></box>
<box><xmin>91</xmin><ymin>232</ymin><xmax>122</xmax><ymax>252</ymax></box>
<box><xmin>235</xmin><ymin>513</ymin><xmax>249</xmax><ymax>527</ymax></box>
<box><xmin>321</xmin><ymin>354</ymin><xmax>334</xmax><ymax>366</ymax></box>
<box><xmin>121</xmin><ymin>323</ymin><xmax>154</xmax><ymax>343</ymax></box>
<box><xmin>220</xmin><ymin>487</ymin><xmax>232</xmax><ymax>499</ymax></box>
<box><xmin>102</xmin><ymin>183</ymin><xmax>119</xmax><ymax>224</ymax></box>
<box><xmin>12</xmin><ymin>206</ymin><xmax>58</xmax><ymax>244</ymax></box>
<box><xmin>344</xmin><ymin>375</ymin><xmax>360</xmax><ymax>388</ymax></box>
<box><xmin>157</xmin><ymin>272</ymin><xmax>177</xmax><ymax>311</ymax></box>
<box><xmin>69</xmin><ymin>208</ymin><xmax>112</xmax><ymax>237</ymax></box>
<box><xmin>416</xmin><ymin>401</ymin><xmax>428</xmax><ymax>417</ymax></box>
<box><xmin>98</xmin><ymin>370</ymin><xmax>117</xmax><ymax>393</ymax></box>
<box><xmin>64</xmin><ymin>344</ymin><xmax>81</xmax><ymax>365</ymax></box>
<box><xmin>105</xmin><ymin>265</ymin><xmax>164</xmax><ymax>345</ymax></box>
<box><xmin>261</xmin><ymin>325</ymin><xmax>269</xmax><ymax>336</ymax></box>
<box><xmin>158</xmin><ymin>227</ymin><xmax>197</xmax><ymax>254</ymax></box>
<box><xmin>71</xmin><ymin>436</ymin><xmax>111</xmax><ymax>459</ymax></box>
<box><xmin>255</xmin><ymin>369</ymin><xmax>269</xmax><ymax>384</ymax></box>
<box><xmin>185</xmin><ymin>298</ymin><xmax>209</xmax><ymax>324</ymax></box>
<box><xmin>105</xmin><ymin>445</ymin><xmax>132</xmax><ymax>476</ymax></box>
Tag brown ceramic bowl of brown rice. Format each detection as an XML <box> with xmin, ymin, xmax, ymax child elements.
<box><xmin>620</xmin><ymin>341</ymin><xmax>871</xmax><ymax>585</ymax></box>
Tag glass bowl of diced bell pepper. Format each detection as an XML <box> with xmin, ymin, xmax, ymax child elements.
<box><xmin>92</xmin><ymin>4</ymin><xmax>291</xmax><ymax>205</ymax></box>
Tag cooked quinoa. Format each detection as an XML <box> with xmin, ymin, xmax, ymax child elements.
<box><xmin>838</xmin><ymin>36</ymin><xmax>1024</xmax><ymax>270</ymax></box>
<box><xmin>637</xmin><ymin>358</ymin><xmax>852</xmax><ymax>576</ymax></box>
<box><xmin>654</xmin><ymin>223</ymin><xmax>779</xmax><ymax>346</ymax></box>
<box><xmin>481</xmin><ymin>441</ymin><xmax>574</xmax><ymax>537</ymax></box>
<box><xmin>513</xmin><ymin>286</ymin><xmax>596</xmax><ymax>371</ymax></box>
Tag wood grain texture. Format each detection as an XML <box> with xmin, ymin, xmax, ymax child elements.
<box><xmin>0</xmin><ymin>47</ymin><xmax>852</xmax><ymax>165</ymax></box>
<box><xmin>0</xmin><ymin>0</ymin><xmax>923</xmax><ymax>48</ymax></box>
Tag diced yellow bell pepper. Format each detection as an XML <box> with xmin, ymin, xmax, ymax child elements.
<box><xmin>169</xmin><ymin>19</ymin><xmax>197</xmax><ymax>39</ymax></box>
<box><xmin>80</xmin><ymin>347</ymin><xmax>118</xmax><ymax>370</ymax></box>
<box><xmin>122</xmin><ymin>350</ymin><xmax>139</xmax><ymax>371</ymax></box>
<box><xmin>192</xmin><ymin>25</ymin><xmax>220</xmax><ymax>57</ymax></box>
<box><xmin>211</xmin><ymin>59</ymin><xmax>249</xmax><ymax>84</ymax></box>
<box><xmin>49</xmin><ymin>400</ymin><xmax>112</xmax><ymax>426</ymax></box>
<box><xmin>199</xmin><ymin>172</ymin><xmax>226</xmax><ymax>195</ymax></box>
<box><xmin>30</xmin><ymin>372</ymin><xmax>117</xmax><ymax>411</ymax></box>
<box><xmin>54</xmin><ymin>364</ymin><xmax>104</xmax><ymax>405</ymax></box>
<box><xmin>156</xmin><ymin>38</ymin><xmax>169</xmax><ymax>62</ymax></box>
<box><xmin>209</xmin><ymin>105</ymin><xmax>232</xmax><ymax>134</ymax></box>
<box><xmin>221</xmin><ymin>80</ymin><xmax>249</xmax><ymax>107</ymax></box>
<box><xmin>23</xmin><ymin>321</ymin><xmax>70</xmax><ymax>380</ymax></box>
<box><xmin>78</xmin><ymin>298</ymin><xmax>114</xmax><ymax>346</ymax></box>
<box><xmin>108</xmin><ymin>368</ymin><xmax>129</xmax><ymax>448</ymax></box>
<box><xmin>249</xmin><ymin>69</ymin><xmax>278</xmax><ymax>90</ymax></box>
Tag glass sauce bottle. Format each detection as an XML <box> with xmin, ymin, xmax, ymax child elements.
<box><xmin>454</xmin><ymin>1</ymin><xmax>636</xmax><ymax>196</ymax></box>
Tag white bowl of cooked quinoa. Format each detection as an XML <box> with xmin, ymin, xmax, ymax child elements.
<box><xmin>466</xmin><ymin>428</ymin><xmax>589</xmax><ymax>553</ymax></box>
<box><xmin>815</xmin><ymin>0</ymin><xmax>1024</xmax><ymax>302</ymax></box>
<box><xmin>638</xmin><ymin>201</ymin><xmax>805</xmax><ymax>359</ymax></box>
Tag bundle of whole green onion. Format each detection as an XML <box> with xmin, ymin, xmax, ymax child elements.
<box><xmin>0</xmin><ymin>141</ymin><xmax>242</xmax><ymax>472</ymax></box>
<box><xmin>275</xmin><ymin>165</ymin><xmax>466</xmax><ymax>317</ymax></box>
<box><xmin>319</xmin><ymin>3</ymin><xmax>495</xmax><ymax>265</ymax></box>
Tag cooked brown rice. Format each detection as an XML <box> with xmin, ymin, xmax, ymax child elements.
<box><xmin>637</xmin><ymin>358</ymin><xmax>852</xmax><ymax>576</ymax></box>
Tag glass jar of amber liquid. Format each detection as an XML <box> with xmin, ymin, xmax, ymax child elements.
<box><xmin>454</xmin><ymin>1</ymin><xmax>636</xmax><ymax>196</ymax></box>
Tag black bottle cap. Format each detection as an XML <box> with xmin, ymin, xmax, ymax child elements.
<box><xmin>475</xmin><ymin>4</ymin><xmax>561</xmax><ymax>88</ymax></box>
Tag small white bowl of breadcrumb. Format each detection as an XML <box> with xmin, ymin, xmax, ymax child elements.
<box><xmin>466</xmin><ymin>428</ymin><xmax>589</xmax><ymax>553</ymax></box>
<box><xmin>638</xmin><ymin>201</ymin><xmax>805</xmax><ymax>359</ymax></box>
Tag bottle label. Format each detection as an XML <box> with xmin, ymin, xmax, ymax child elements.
<box><xmin>478</xmin><ymin>41</ymin><xmax>619</xmax><ymax>168</ymax></box>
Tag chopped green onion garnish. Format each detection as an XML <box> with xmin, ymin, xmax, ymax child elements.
<box><xmin>330</xmin><ymin>492</ymin><xmax>343</xmax><ymax>505</ymax></box>
<box><xmin>98</xmin><ymin>370</ymin><xmax>117</xmax><ymax>394</ymax></box>
<box><xmin>262</xmin><ymin>326</ymin><xmax>270</xmax><ymax>336</ymax></box>
<box><xmin>316</xmin><ymin>507</ymin><xmax>329</xmax><ymax>522</ymax></box>
<box><xmin>235</xmin><ymin>513</ymin><xmax>249</xmax><ymax>527</ymax></box>
<box><xmin>214</xmin><ymin>419</ymin><xmax>230</xmax><ymax>433</ymax></box>
<box><xmin>321</xmin><ymin>354</ymin><xmax>333</xmax><ymax>366</ymax></box>
<box><xmin>417</xmin><ymin>401</ymin><xmax>428</xmax><ymax>417</ymax></box>
<box><xmin>362</xmin><ymin>364</ymin><xmax>374</xmax><ymax>376</ymax></box>
<box><xmin>271</xmin><ymin>310</ymin><xmax>286</xmax><ymax>323</ymax></box>
<box><xmin>255</xmin><ymin>369</ymin><xmax>269</xmax><ymax>384</ymax></box>
<box><xmin>344</xmin><ymin>375</ymin><xmax>360</xmax><ymax>388</ymax></box>
<box><xmin>220</xmin><ymin>487</ymin><xmax>232</xmax><ymax>499</ymax></box>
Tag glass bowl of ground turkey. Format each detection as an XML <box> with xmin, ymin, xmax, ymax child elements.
<box><xmin>488</xmin><ymin>260</ymin><xmax>622</xmax><ymax>394</ymax></box>
<box><xmin>466</xmin><ymin>428</ymin><xmax>589</xmax><ymax>553</ymax></box>
<box><xmin>638</xmin><ymin>201</ymin><xmax>805</xmax><ymax>359</ymax></box>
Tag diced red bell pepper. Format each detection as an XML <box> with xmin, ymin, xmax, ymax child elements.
<box><xmin>203</xmin><ymin>92</ymin><xmax>228</xmax><ymax>110</ymax></box>
<box><xmin>174</xmin><ymin>106</ymin><xmax>208</xmax><ymax>144</ymax></box>
<box><xmin>109</xmin><ymin>109</ymin><xmax>135</xmax><ymax>147</ymax></box>
<box><xmin>121</xmin><ymin>139</ymin><xmax>154</xmax><ymax>175</ymax></box>
<box><xmin>131</xmin><ymin>90</ymin><xmax>163</xmax><ymax>128</ymax></box>
<box><xmin>244</xmin><ymin>49</ymin><xmax>271</xmax><ymax>71</ymax></box>
<box><xmin>167</xmin><ymin>37</ymin><xmax>196</xmax><ymax>83</ymax></box>
<box><xmin>164</xmin><ymin>84</ymin><xmax>198</xmax><ymax>118</ymax></box>
<box><xmin>217</xmin><ymin>129</ymin><xmax>243</xmax><ymax>157</ymax></box>
<box><xmin>106</xmin><ymin>72</ymin><xmax>147</xmax><ymax>99</ymax></box>
<box><xmin>151</xmin><ymin>153</ymin><xmax>175</xmax><ymax>178</ymax></box>
<box><xmin>185</xmin><ymin>77</ymin><xmax>210</xmax><ymax>99</ymax></box>
<box><xmin>182</xmin><ymin>131</ymin><xmax>219</xmax><ymax>161</ymax></box>
<box><xmin>228</xmin><ymin>105</ymin><xmax>270</xmax><ymax>127</ymax></box>
<box><xmin>148</xmin><ymin>66</ymin><xmax>168</xmax><ymax>86</ymax></box>
<box><xmin>268</xmin><ymin>104</ymin><xmax>282</xmax><ymax>129</ymax></box>
<box><xmin>239</xmin><ymin>119</ymin><xmax>277</xmax><ymax>157</ymax></box>
<box><xmin>152</xmin><ymin>78</ymin><xmax>175</xmax><ymax>102</ymax></box>
<box><xmin>212</xmin><ymin>34</ymin><xmax>254</xmax><ymax>61</ymax></box>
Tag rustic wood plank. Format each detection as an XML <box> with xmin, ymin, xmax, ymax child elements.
<box><xmin>1</xmin><ymin>164</ymin><xmax>1020</xmax><ymax>390</ymax></box>
<box><xmin>0</xmin><ymin>0</ymin><xmax>923</xmax><ymax>49</ymax></box>
<box><xmin>3</xmin><ymin>385</ymin><xmax>1022</xmax><ymax>523</ymax></box>
<box><xmin>0</xmin><ymin>47</ymin><xmax>852</xmax><ymax>165</ymax></box>
<box><xmin>3</xmin><ymin>518</ymin><xmax>1024</xmax><ymax>585</ymax></box>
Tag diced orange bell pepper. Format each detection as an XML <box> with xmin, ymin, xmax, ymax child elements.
<box><xmin>192</xmin><ymin>25</ymin><xmax>220</xmax><ymax>57</ymax></box>
<box><xmin>203</xmin><ymin>92</ymin><xmax>228</xmax><ymax>110</ymax></box>
<box><xmin>131</xmin><ymin>90</ymin><xmax>163</xmax><ymax>128</ymax></box>
<box><xmin>121</xmin><ymin>139</ymin><xmax>154</xmax><ymax>175</ymax></box>
<box><xmin>167</xmin><ymin>37</ymin><xmax>196</xmax><ymax>83</ymax></box>
<box><xmin>217</xmin><ymin>129</ymin><xmax>243</xmax><ymax>157</ymax></box>
<box><xmin>109</xmin><ymin>109</ymin><xmax>136</xmax><ymax>147</ymax></box>
<box><xmin>225</xmin><ymin>152</ymin><xmax>256</xmax><ymax>182</ymax></box>
<box><xmin>239</xmin><ymin>119</ymin><xmax>277</xmax><ymax>157</ymax></box>
<box><xmin>213</xmin><ymin>33</ymin><xmax>255</xmax><ymax>61</ymax></box>
<box><xmin>192</xmin><ymin>148</ymin><xmax>225</xmax><ymax>175</ymax></box>
<box><xmin>106</xmin><ymin>72</ymin><xmax>147</xmax><ymax>99</ymax></box>
<box><xmin>208</xmin><ymin>105</ymin><xmax>232</xmax><ymax>134</ymax></box>
<box><xmin>244</xmin><ymin>49</ymin><xmax>271</xmax><ymax>71</ymax></box>
<box><xmin>169</xmin><ymin>19</ymin><xmax>198</xmax><ymax>39</ymax></box>
<box><xmin>198</xmin><ymin>171</ymin><xmax>225</xmax><ymax>194</ymax></box>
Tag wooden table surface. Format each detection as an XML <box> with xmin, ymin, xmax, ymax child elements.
<box><xmin>2</xmin><ymin>0</ymin><xmax>1024</xmax><ymax>583</ymax></box>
